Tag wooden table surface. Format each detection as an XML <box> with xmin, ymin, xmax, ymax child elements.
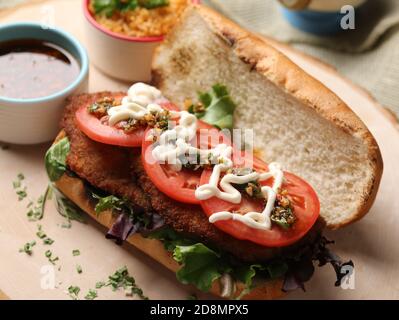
<box><xmin>1</xmin><ymin>0</ymin><xmax>399</xmax><ymax>300</ymax></box>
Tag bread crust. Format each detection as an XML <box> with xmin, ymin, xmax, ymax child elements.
<box><xmin>54</xmin><ymin>130</ymin><xmax>284</xmax><ymax>300</ymax></box>
<box><xmin>152</xmin><ymin>4</ymin><xmax>383</xmax><ymax>229</ymax></box>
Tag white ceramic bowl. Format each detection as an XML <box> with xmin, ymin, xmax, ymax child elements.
<box><xmin>0</xmin><ymin>23</ymin><xmax>89</xmax><ymax>145</ymax></box>
<box><xmin>83</xmin><ymin>0</ymin><xmax>199</xmax><ymax>82</ymax></box>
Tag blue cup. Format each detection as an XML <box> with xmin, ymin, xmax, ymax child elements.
<box><xmin>279</xmin><ymin>0</ymin><xmax>368</xmax><ymax>35</ymax></box>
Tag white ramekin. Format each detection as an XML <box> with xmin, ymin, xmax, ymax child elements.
<box><xmin>0</xmin><ymin>22</ymin><xmax>89</xmax><ymax>145</ymax></box>
<box><xmin>83</xmin><ymin>0</ymin><xmax>199</xmax><ymax>82</ymax></box>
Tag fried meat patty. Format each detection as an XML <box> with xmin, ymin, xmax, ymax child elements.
<box><xmin>61</xmin><ymin>92</ymin><xmax>151</xmax><ymax>212</ymax></box>
<box><xmin>61</xmin><ymin>92</ymin><xmax>324</xmax><ymax>262</ymax></box>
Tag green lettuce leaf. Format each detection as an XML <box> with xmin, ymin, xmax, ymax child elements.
<box><xmin>232</xmin><ymin>261</ymin><xmax>288</xmax><ymax>299</ymax></box>
<box><xmin>173</xmin><ymin>243</ymin><xmax>231</xmax><ymax>292</ymax></box>
<box><xmin>191</xmin><ymin>84</ymin><xmax>237</xmax><ymax>130</ymax></box>
<box><xmin>147</xmin><ymin>227</ymin><xmax>195</xmax><ymax>251</ymax></box>
<box><xmin>233</xmin><ymin>264</ymin><xmax>264</xmax><ymax>289</ymax></box>
<box><xmin>52</xmin><ymin>186</ymin><xmax>86</xmax><ymax>225</ymax></box>
<box><xmin>148</xmin><ymin>228</ymin><xmax>286</xmax><ymax>295</ymax></box>
<box><xmin>92</xmin><ymin>194</ymin><xmax>126</xmax><ymax>215</ymax></box>
<box><xmin>148</xmin><ymin>228</ymin><xmax>221</xmax><ymax>290</ymax></box>
<box><xmin>45</xmin><ymin>137</ymin><xmax>70</xmax><ymax>182</ymax></box>
<box><xmin>91</xmin><ymin>192</ymin><xmax>154</xmax><ymax>227</ymax></box>
<box><xmin>233</xmin><ymin>264</ymin><xmax>264</xmax><ymax>299</ymax></box>
<box><xmin>90</xmin><ymin>190</ymin><xmax>164</xmax><ymax>243</ymax></box>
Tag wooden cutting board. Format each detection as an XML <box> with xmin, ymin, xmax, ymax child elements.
<box><xmin>1</xmin><ymin>0</ymin><xmax>398</xmax><ymax>300</ymax></box>
<box><xmin>0</xmin><ymin>289</ymin><xmax>9</xmax><ymax>300</ymax></box>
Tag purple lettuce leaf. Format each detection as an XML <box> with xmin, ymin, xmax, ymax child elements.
<box><xmin>283</xmin><ymin>236</ymin><xmax>354</xmax><ymax>292</ymax></box>
<box><xmin>106</xmin><ymin>212</ymin><xmax>164</xmax><ymax>245</ymax></box>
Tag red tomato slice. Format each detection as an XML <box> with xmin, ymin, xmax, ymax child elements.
<box><xmin>75</xmin><ymin>99</ymin><xmax>180</xmax><ymax>147</ymax></box>
<box><xmin>199</xmin><ymin>155</ymin><xmax>320</xmax><ymax>247</ymax></box>
<box><xmin>141</xmin><ymin>119</ymin><xmax>232</xmax><ymax>204</ymax></box>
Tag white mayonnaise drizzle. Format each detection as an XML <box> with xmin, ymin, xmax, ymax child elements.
<box><xmin>196</xmin><ymin>162</ymin><xmax>283</xmax><ymax>230</ymax></box>
<box><xmin>107</xmin><ymin>83</ymin><xmax>285</xmax><ymax>231</ymax></box>
<box><xmin>150</xmin><ymin>111</ymin><xmax>233</xmax><ymax>172</ymax></box>
<box><xmin>151</xmin><ymin>111</ymin><xmax>198</xmax><ymax>171</ymax></box>
<box><xmin>107</xmin><ymin>82</ymin><xmax>164</xmax><ymax>126</ymax></box>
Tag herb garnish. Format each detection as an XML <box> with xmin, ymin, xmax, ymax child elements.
<box><xmin>13</xmin><ymin>174</ymin><xmax>23</xmax><ymax>188</ymax></box>
<box><xmin>95</xmin><ymin>281</ymin><xmax>106</xmax><ymax>289</ymax></box>
<box><xmin>227</xmin><ymin>168</ymin><xmax>264</xmax><ymax>199</ymax></box>
<box><xmin>45</xmin><ymin>250</ymin><xmax>59</xmax><ymax>265</ymax></box>
<box><xmin>93</xmin><ymin>0</ymin><xmax>169</xmax><ymax>18</ymax></box>
<box><xmin>26</xmin><ymin>185</ymin><xmax>51</xmax><ymax>221</ymax></box>
<box><xmin>16</xmin><ymin>188</ymin><xmax>27</xmax><ymax>201</ymax></box>
<box><xmin>43</xmin><ymin>238</ymin><xmax>54</xmax><ymax>245</ymax></box>
<box><xmin>228</xmin><ymin>169</ymin><xmax>297</xmax><ymax>229</ymax></box>
<box><xmin>76</xmin><ymin>265</ymin><xmax>83</xmax><ymax>274</ymax></box>
<box><xmin>140</xmin><ymin>0</ymin><xmax>169</xmax><ymax>9</ymax></box>
<box><xmin>36</xmin><ymin>224</ymin><xmax>54</xmax><ymax>245</ymax></box>
<box><xmin>106</xmin><ymin>266</ymin><xmax>148</xmax><ymax>299</ymax></box>
<box><xmin>36</xmin><ymin>225</ymin><xmax>46</xmax><ymax>239</ymax></box>
<box><xmin>84</xmin><ymin>289</ymin><xmax>98</xmax><ymax>300</ymax></box>
<box><xmin>19</xmin><ymin>241</ymin><xmax>36</xmax><ymax>255</ymax></box>
<box><xmin>72</xmin><ymin>249</ymin><xmax>80</xmax><ymax>256</ymax></box>
<box><xmin>13</xmin><ymin>173</ymin><xmax>27</xmax><ymax>201</ymax></box>
<box><xmin>67</xmin><ymin>285</ymin><xmax>80</xmax><ymax>300</ymax></box>
<box><xmin>270</xmin><ymin>190</ymin><xmax>296</xmax><ymax>229</ymax></box>
<box><xmin>180</xmin><ymin>152</ymin><xmax>215</xmax><ymax>171</ymax></box>
<box><xmin>187</xmin><ymin>84</ymin><xmax>237</xmax><ymax>130</ymax></box>
<box><xmin>117</xmin><ymin>108</ymin><xmax>171</xmax><ymax>133</ymax></box>
<box><xmin>88</xmin><ymin>96</ymin><xmax>116</xmax><ymax>118</ymax></box>
<box><xmin>143</xmin><ymin>109</ymin><xmax>170</xmax><ymax>131</ymax></box>
<box><xmin>13</xmin><ymin>172</ymin><xmax>51</xmax><ymax>221</ymax></box>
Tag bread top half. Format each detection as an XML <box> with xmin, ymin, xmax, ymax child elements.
<box><xmin>152</xmin><ymin>4</ymin><xmax>383</xmax><ymax>229</ymax></box>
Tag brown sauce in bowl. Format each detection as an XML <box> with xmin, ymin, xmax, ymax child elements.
<box><xmin>0</xmin><ymin>39</ymin><xmax>80</xmax><ymax>100</ymax></box>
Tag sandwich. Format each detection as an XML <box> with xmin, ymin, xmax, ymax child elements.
<box><xmin>45</xmin><ymin>5</ymin><xmax>383</xmax><ymax>299</ymax></box>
